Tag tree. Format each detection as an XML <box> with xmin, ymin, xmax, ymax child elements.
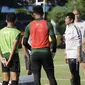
<box><xmin>15</xmin><ymin>8</ymin><xmax>31</xmax><ymax>14</ymax></box>
<box><xmin>57</xmin><ymin>0</ymin><xmax>68</xmax><ymax>6</ymax></box>
<box><xmin>46</xmin><ymin>0</ymin><xmax>68</xmax><ymax>6</ymax></box>
<box><xmin>66</xmin><ymin>0</ymin><xmax>85</xmax><ymax>19</ymax></box>
<box><xmin>77</xmin><ymin>0</ymin><xmax>85</xmax><ymax>19</ymax></box>
<box><xmin>47</xmin><ymin>7</ymin><xmax>68</xmax><ymax>35</ymax></box>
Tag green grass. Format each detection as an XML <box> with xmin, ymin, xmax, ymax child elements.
<box><xmin>0</xmin><ymin>49</ymin><xmax>85</xmax><ymax>85</ymax></box>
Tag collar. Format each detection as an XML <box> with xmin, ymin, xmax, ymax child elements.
<box><xmin>67</xmin><ymin>23</ymin><xmax>74</xmax><ymax>28</ymax></box>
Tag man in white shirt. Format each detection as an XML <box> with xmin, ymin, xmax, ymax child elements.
<box><xmin>64</xmin><ymin>12</ymin><xmax>82</xmax><ymax>85</ymax></box>
<box><xmin>73</xmin><ymin>10</ymin><xmax>85</xmax><ymax>75</ymax></box>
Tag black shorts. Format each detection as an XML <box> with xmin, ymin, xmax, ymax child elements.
<box><xmin>1</xmin><ymin>53</ymin><xmax>20</xmax><ymax>72</ymax></box>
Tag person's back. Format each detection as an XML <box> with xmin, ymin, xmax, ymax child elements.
<box><xmin>75</xmin><ymin>20</ymin><xmax>85</xmax><ymax>40</ymax></box>
<box><xmin>73</xmin><ymin>9</ymin><xmax>85</xmax><ymax>76</ymax></box>
<box><xmin>0</xmin><ymin>13</ymin><xmax>20</xmax><ymax>85</ymax></box>
<box><xmin>23</xmin><ymin>5</ymin><xmax>57</xmax><ymax>85</ymax></box>
<box><xmin>30</xmin><ymin>19</ymin><xmax>50</xmax><ymax>48</ymax></box>
<box><xmin>0</xmin><ymin>27</ymin><xmax>20</xmax><ymax>59</ymax></box>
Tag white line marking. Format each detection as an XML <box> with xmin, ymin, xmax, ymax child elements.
<box><xmin>21</xmin><ymin>64</ymin><xmax>68</xmax><ymax>69</ymax></box>
<box><xmin>41</xmin><ymin>78</ymin><xmax>85</xmax><ymax>81</ymax></box>
<box><xmin>54</xmin><ymin>64</ymin><xmax>68</xmax><ymax>67</ymax></box>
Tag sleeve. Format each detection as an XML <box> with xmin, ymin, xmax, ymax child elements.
<box><xmin>48</xmin><ymin>22</ymin><xmax>55</xmax><ymax>36</ymax></box>
<box><xmin>15</xmin><ymin>33</ymin><xmax>21</xmax><ymax>40</ymax></box>
<box><xmin>83</xmin><ymin>30</ymin><xmax>85</xmax><ymax>38</ymax></box>
<box><xmin>82</xmin><ymin>21</ymin><xmax>85</xmax><ymax>38</ymax></box>
<box><xmin>23</xmin><ymin>37</ymin><xmax>31</xmax><ymax>50</ymax></box>
<box><xmin>24</xmin><ymin>24</ymin><xmax>30</xmax><ymax>38</ymax></box>
<box><xmin>74</xmin><ymin>26</ymin><xmax>82</xmax><ymax>47</ymax></box>
<box><xmin>23</xmin><ymin>24</ymin><xmax>31</xmax><ymax>50</ymax></box>
<box><xmin>48</xmin><ymin>22</ymin><xmax>57</xmax><ymax>53</ymax></box>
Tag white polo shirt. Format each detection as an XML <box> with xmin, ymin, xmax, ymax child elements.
<box><xmin>75</xmin><ymin>20</ymin><xmax>85</xmax><ymax>57</ymax></box>
<box><xmin>75</xmin><ymin>20</ymin><xmax>85</xmax><ymax>41</ymax></box>
<box><xmin>65</xmin><ymin>23</ymin><xmax>82</xmax><ymax>59</ymax></box>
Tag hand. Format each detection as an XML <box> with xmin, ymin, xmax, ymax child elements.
<box><xmin>5</xmin><ymin>59</ymin><xmax>11</xmax><ymax>66</ymax></box>
<box><xmin>64</xmin><ymin>53</ymin><xmax>68</xmax><ymax>63</ymax></box>
<box><xmin>64</xmin><ymin>57</ymin><xmax>68</xmax><ymax>64</ymax></box>
<box><xmin>51</xmin><ymin>52</ymin><xmax>55</xmax><ymax>58</ymax></box>
<box><xmin>64</xmin><ymin>51</ymin><xmax>66</xmax><ymax>56</ymax></box>
<box><xmin>0</xmin><ymin>57</ymin><xmax>7</xmax><ymax>66</ymax></box>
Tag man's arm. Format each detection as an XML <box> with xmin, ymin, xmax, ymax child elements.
<box><xmin>77</xmin><ymin>46</ymin><xmax>81</xmax><ymax>63</ymax></box>
<box><xmin>82</xmin><ymin>38</ymin><xmax>85</xmax><ymax>53</ymax></box>
<box><xmin>8</xmin><ymin>40</ymin><xmax>18</xmax><ymax>61</ymax></box>
<box><xmin>22</xmin><ymin>37</ymin><xmax>30</xmax><ymax>58</ymax></box>
<box><xmin>76</xmin><ymin>28</ymin><xmax>82</xmax><ymax>63</ymax></box>
<box><xmin>50</xmin><ymin>35</ymin><xmax>57</xmax><ymax>53</ymax></box>
<box><xmin>23</xmin><ymin>24</ymin><xmax>31</xmax><ymax>50</ymax></box>
<box><xmin>48</xmin><ymin>22</ymin><xmax>57</xmax><ymax>53</ymax></box>
<box><xmin>23</xmin><ymin>37</ymin><xmax>31</xmax><ymax>50</ymax></box>
<box><xmin>0</xmin><ymin>49</ymin><xmax>3</xmax><ymax>60</ymax></box>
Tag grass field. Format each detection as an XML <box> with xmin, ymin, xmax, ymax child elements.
<box><xmin>0</xmin><ymin>49</ymin><xmax>85</xmax><ymax>85</ymax></box>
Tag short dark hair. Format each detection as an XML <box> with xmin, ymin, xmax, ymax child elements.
<box><xmin>6</xmin><ymin>13</ymin><xmax>17</xmax><ymax>23</ymax></box>
<box><xmin>33</xmin><ymin>5</ymin><xmax>43</xmax><ymax>16</ymax></box>
<box><xmin>66</xmin><ymin>12</ymin><xmax>75</xmax><ymax>22</ymax></box>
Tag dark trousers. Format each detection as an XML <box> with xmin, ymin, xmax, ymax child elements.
<box><xmin>30</xmin><ymin>52</ymin><xmax>57</xmax><ymax>85</ymax></box>
<box><xmin>68</xmin><ymin>59</ymin><xmax>81</xmax><ymax>85</ymax></box>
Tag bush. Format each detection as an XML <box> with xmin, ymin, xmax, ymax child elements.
<box><xmin>47</xmin><ymin>6</ymin><xmax>68</xmax><ymax>35</ymax></box>
<box><xmin>66</xmin><ymin>0</ymin><xmax>85</xmax><ymax>20</ymax></box>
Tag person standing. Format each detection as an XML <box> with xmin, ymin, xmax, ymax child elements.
<box><xmin>22</xmin><ymin>37</ymin><xmax>32</xmax><ymax>75</ymax></box>
<box><xmin>0</xmin><ymin>13</ymin><xmax>20</xmax><ymax>85</ymax></box>
<box><xmin>73</xmin><ymin>9</ymin><xmax>85</xmax><ymax>75</ymax></box>
<box><xmin>64</xmin><ymin>12</ymin><xmax>82</xmax><ymax>85</ymax></box>
<box><xmin>23</xmin><ymin>5</ymin><xmax>57</xmax><ymax>85</ymax></box>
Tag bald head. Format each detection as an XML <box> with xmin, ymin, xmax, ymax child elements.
<box><xmin>73</xmin><ymin>9</ymin><xmax>81</xmax><ymax>22</ymax></box>
<box><xmin>73</xmin><ymin>9</ymin><xmax>80</xmax><ymax>15</ymax></box>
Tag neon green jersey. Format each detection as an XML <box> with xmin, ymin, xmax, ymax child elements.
<box><xmin>0</xmin><ymin>27</ymin><xmax>20</xmax><ymax>59</ymax></box>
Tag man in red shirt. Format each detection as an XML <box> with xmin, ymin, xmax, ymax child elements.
<box><xmin>23</xmin><ymin>5</ymin><xmax>57</xmax><ymax>85</ymax></box>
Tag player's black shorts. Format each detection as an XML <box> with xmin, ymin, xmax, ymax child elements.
<box><xmin>81</xmin><ymin>51</ymin><xmax>85</xmax><ymax>63</ymax></box>
<box><xmin>30</xmin><ymin>51</ymin><xmax>54</xmax><ymax>71</ymax></box>
<box><xmin>1</xmin><ymin>53</ymin><xmax>20</xmax><ymax>72</ymax></box>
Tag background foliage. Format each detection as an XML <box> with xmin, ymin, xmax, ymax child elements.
<box><xmin>1</xmin><ymin>0</ymin><xmax>85</xmax><ymax>35</ymax></box>
<box><xmin>47</xmin><ymin>0</ymin><xmax>85</xmax><ymax>35</ymax></box>
<box><xmin>47</xmin><ymin>7</ymin><xmax>67</xmax><ymax>35</ymax></box>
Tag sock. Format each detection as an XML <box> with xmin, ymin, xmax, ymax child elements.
<box><xmin>11</xmin><ymin>80</ymin><xmax>18</xmax><ymax>85</ymax></box>
<box><xmin>2</xmin><ymin>81</ymin><xmax>8</xmax><ymax>85</ymax></box>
